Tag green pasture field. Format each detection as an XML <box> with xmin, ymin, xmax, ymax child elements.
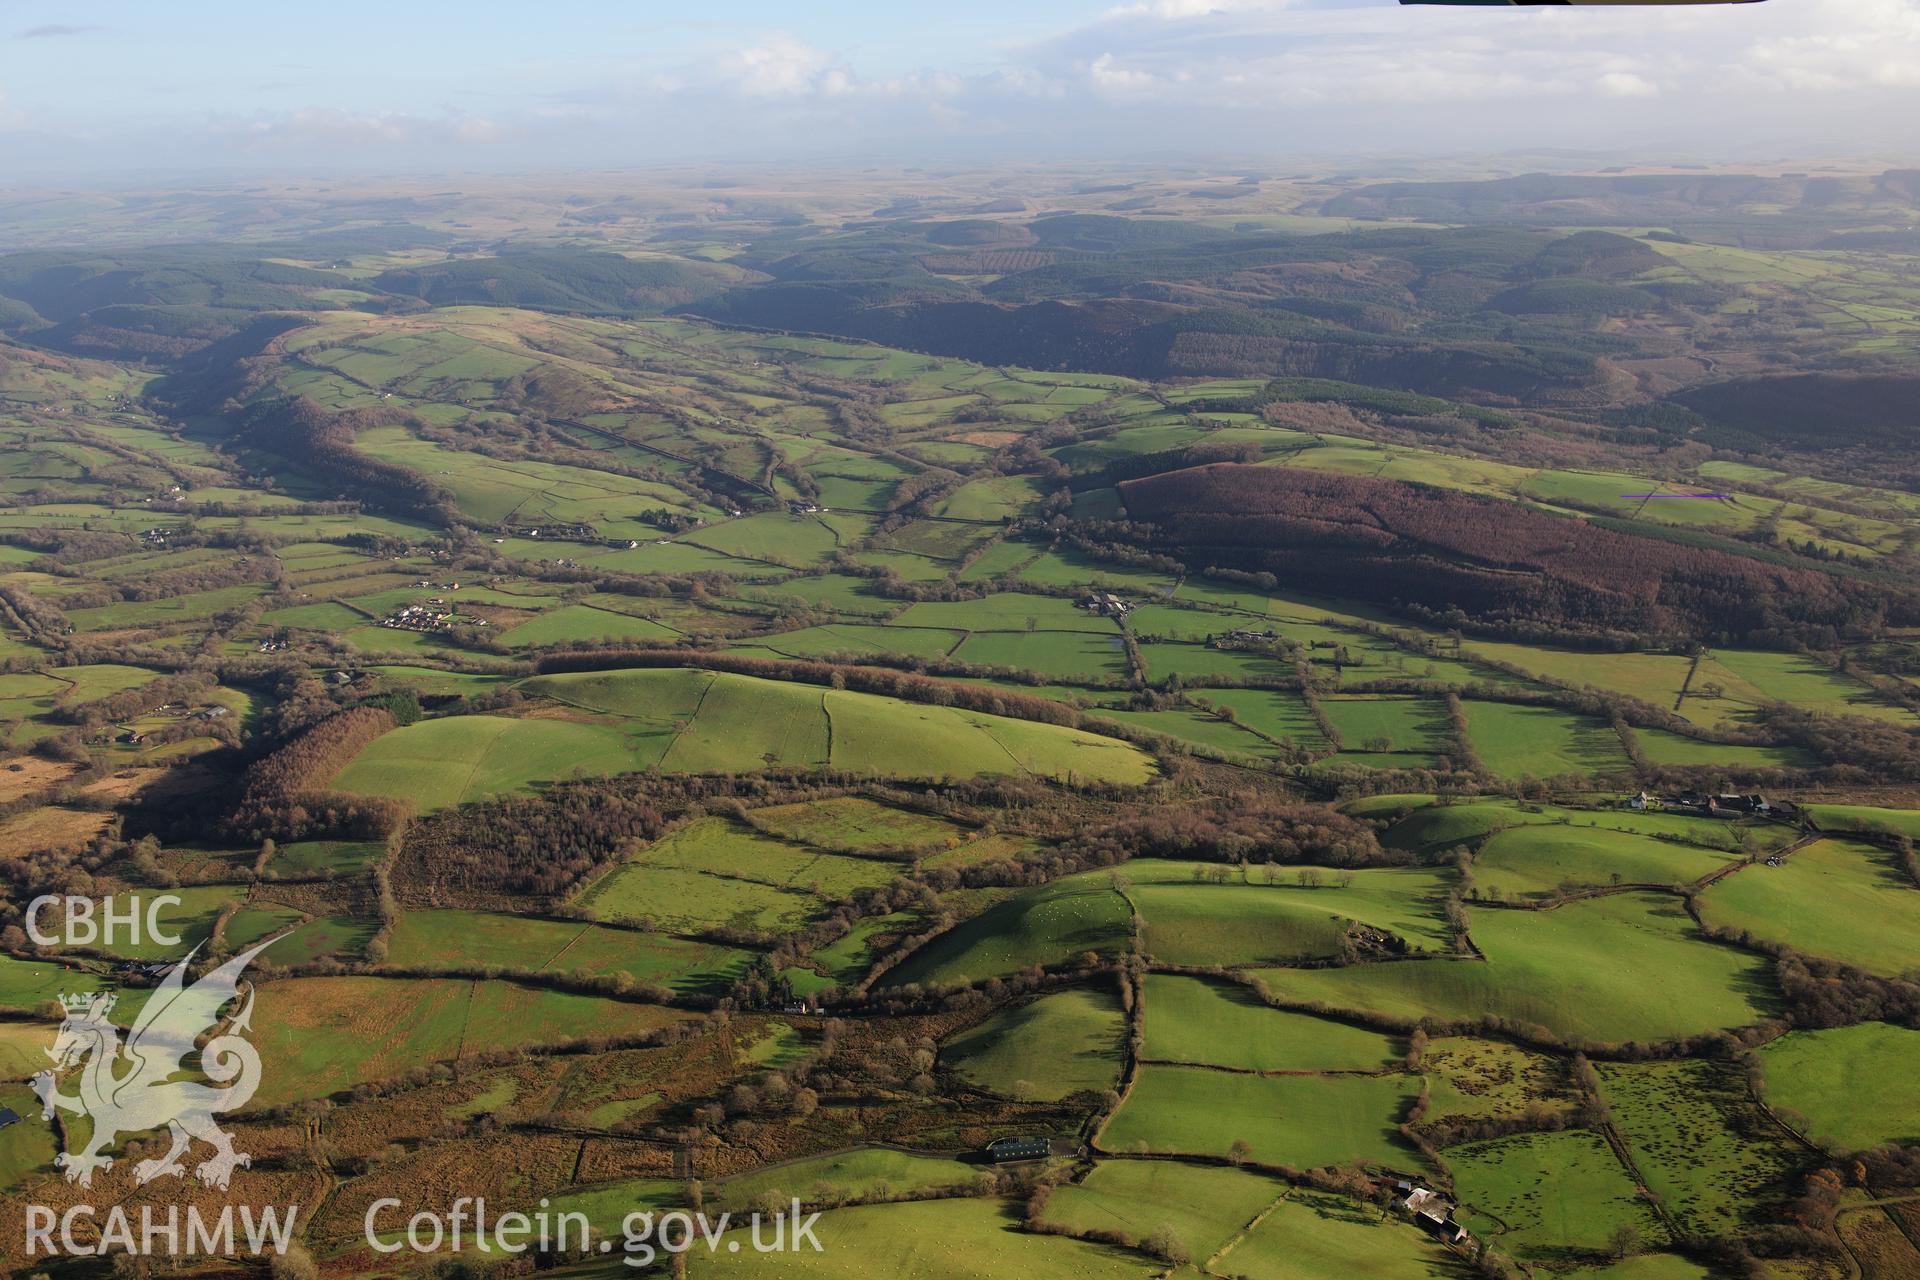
<box><xmin>686</xmin><ymin>514</ymin><xmax>845</xmax><ymax>567</ymax></box>
<box><xmin>1125</xmin><ymin>604</ymin><xmax>1237</xmax><ymax>642</ymax></box>
<box><xmin>385</xmin><ymin>909</ymin><xmax>753</xmax><ymax>992</ymax></box>
<box><xmin>870</xmin><ymin>518</ymin><xmax>996</xmax><ymax>562</ymax></box>
<box><xmin>1133</xmin><ymin>882</ymin><xmax>1350</xmax><ymax>967</ymax></box>
<box><xmin>1628</xmin><ymin>726</ymin><xmax>1814</xmax><ymax>769</ymax></box>
<box><xmin>824</xmin><ymin>689</ymin><xmax>1154</xmax><ymax>784</ymax></box>
<box><xmin>746</xmin><ymin>795</ymin><xmax>961</xmax><ymax>853</ymax></box>
<box><xmin>710</xmin><ymin>1148</ymin><xmax>984</xmax><ymax>1211</ymax></box>
<box><xmin>329</xmin><ymin>713</ymin><xmax>658</xmax><ymax>812</ymax></box>
<box><xmin>1084</xmin><ymin>706</ymin><xmax>1280</xmax><ymax>759</ymax></box>
<box><xmin>1215</xmin><ymin>1189</ymin><xmax>1465</xmax><ymax>1280</ymax></box>
<box><xmin>242</xmin><ymin>911</ymin><xmax>373</xmax><ymax>966</ymax></box>
<box><xmin>46</xmin><ymin>663</ymin><xmax>166</xmax><ymax>703</ymax></box>
<box><xmin>958</xmin><ymin>540</ymin><xmax>1043</xmax><ymax>583</ymax></box>
<box><xmin>882</xmin><ymin>879</ymin><xmax>1131</xmax><ymax>988</ymax></box>
<box><xmin>1575</xmin><ymin>1258</ymin><xmax>1713</xmax><ymax>1280</ymax></box>
<box><xmin>368</xmin><ymin>666</ymin><xmax>511</xmax><ymax>696</ymax></box>
<box><xmin>892</xmin><ymin>593</ymin><xmax>1114</xmax><ymax>633</ymax></box>
<box><xmin>1255</xmin><ymin>892</ymin><xmax>1775</xmax><ymax>1044</ymax></box>
<box><xmin>741</xmin><ymin>573</ymin><xmax>895</xmax><ymax>616</ymax></box>
<box><xmin>575</xmin><ymin>862</ymin><xmax>819</xmax><ymax>935</ymax></box>
<box><xmin>1377</xmin><ymin>799</ymin><xmax>1523</xmax><ymax>851</ymax></box>
<box><xmin>1342</xmin><ymin>793</ymin><xmax>1437</xmax><ymax>820</ymax></box>
<box><xmin>0</xmin><ymin>954</ymin><xmax>113</xmax><ymax>1013</ymax></box>
<box><xmin>353</xmin><ymin>426</ymin><xmax>703</xmax><ymax>529</ymax></box>
<box><xmin>1695</xmin><ymin>838</ymin><xmax>1920</xmax><ymax>976</ymax></box>
<box><xmin>1420</xmin><ymin>1036</ymin><xmax>1574</xmax><ymax>1123</ymax></box>
<box><xmin>935</xmin><ymin>474</ymin><xmax>1050</xmax><ymax>521</ymax></box>
<box><xmin>64</xmin><ymin>583</ymin><xmax>273</xmax><ymax>632</ymax></box>
<box><xmin>501</xmin><ymin>604</ymin><xmax>680</xmax><ymax>648</ymax></box>
<box><xmin>629</xmin><ymin>817</ymin><xmax>897</xmax><ymax>897</ymax></box>
<box><xmin>805</xmin><ymin>913</ymin><xmax>916</xmax><ymax>986</ymax></box>
<box><xmin>944</xmin><ymin>986</ymin><xmax>1126</xmax><ymax>1100</ymax></box>
<box><xmin>1472</xmin><ymin>825</ymin><xmax>1740</xmax><ymax>900</ymax></box>
<box><xmin>1038</xmin><ymin>1161</ymin><xmax>1284</xmax><ymax>1264</ymax></box>
<box><xmin>1138</xmin><ymin>641</ymin><xmax>1289</xmax><ymax>684</ymax></box>
<box><xmin>1319</xmin><ymin>695</ymin><xmax>1452</xmax><ymax>766</ymax></box>
<box><xmin>0</xmin><ymin>1020</ymin><xmax>57</xmax><ymax>1080</ymax></box>
<box><xmin>1463</xmin><ymin>701</ymin><xmax>1634</xmax><ymax>778</ymax></box>
<box><xmin>1597</xmin><ymin>1059</ymin><xmax>1801</xmax><ymax>1238</ymax></box>
<box><xmin>262</xmin><ymin>601</ymin><xmax>369</xmax><ymax>631</ymax></box>
<box><xmin>338</xmin><ymin>624</ymin><xmax>459</xmax><ymax>656</ymax></box>
<box><xmin>1459</xmin><ymin>642</ymin><xmax>1693</xmax><ymax>713</ymax></box>
<box><xmin>71</xmin><ymin>887</ymin><xmax>238</xmax><ymax>960</ymax></box>
<box><xmin>953</xmin><ymin>630</ymin><xmax>1132</xmax><ymax>681</ymax></box>
<box><xmin>522</xmin><ymin>668</ymin><xmax>1154</xmax><ymax>784</ymax></box>
<box><xmin>686</xmin><ymin>1198</ymin><xmax>1154</xmax><ymax>1280</ymax></box>
<box><xmin>1102</xmin><ymin>1065</ymin><xmax>1424</xmax><ymax>1170</ymax></box>
<box><xmin>847</xmin><ymin>549</ymin><xmax>953</xmax><ymax>580</ymax></box>
<box><xmin>249</xmin><ymin>976</ymin><xmax>686</xmax><ymax>1105</ymax></box>
<box><xmin>0</xmin><ymin>1080</ymin><xmax>56</xmax><ymax>1190</ymax></box>
<box><xmin>1694</xmin><ymin>648</ymin><xmax>1914</xmax><ymax>726</ymax></box>
<box><xmin>1757</xmin><ymin>1022</ymin><xmax>1920</xmax><ymax>1150</ymax></box>
<box><xmin>1377</xmin><ymin>798</ymin><xmax>1768</xmax><ymax>857</ymax></box>
<box><xmin>1804</xmin><ymin>803</ymin><xmax>1920</xmax><ymax>838</ymax></box>
<box><xmin>1139</xmin><ymin>975</ymin><xmax>1400</xmax><ymax>1072</ymax></box>
<box><xmin>1190</xmin><ymin>687</ymin><xmax>1333</xmax><ymax>749</ymax></box>
<box><xmin>530</xmin><ymin>1179</ymin><xmax>684</xmax><ymax>1235</ymax></box>
<box><xmin>1447</xmin><ymin>1128</ymin><xmax>1664</xmax><ymax>1261</ymax></box>
<box><xmin>581</xmin><ymin>540</ymin><xmax>770</xmax><ymax>576</ymax></box>
<box><xmin>265</xmin><ymin>839</ymin><xmax>386</xmax><ymax>875</ymax></box>
<box><xmin>747</xmin><ymin>623</ymin><xmax>963</xmax><ymax>662</ymax></box>
<box><xmin>1255</xmin><ymin>864</ymin><xmax>1457</xmax><ymax>951</ymax></box>
<box><xmin>1013</xmin><ymin>548</ymin><xmax>1176</xmax><ymax>595</ymax></box>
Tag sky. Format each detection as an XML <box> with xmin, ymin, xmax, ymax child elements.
<box><xmin>3</xmin><ymin>0</ymin><xmax>1919</xmax><ymax>178</ymax></box>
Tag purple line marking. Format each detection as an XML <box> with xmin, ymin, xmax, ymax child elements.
<box><xmin>1618</xmin><ymin>493</ymin><xmax>1734</xmax><ymax>500</ymax></box>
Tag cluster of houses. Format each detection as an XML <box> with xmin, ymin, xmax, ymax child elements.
<box><xmin>98</xmin><ymin>703</ymin><xmax>231</xmax><ymax>746</ymax></box>
<box><xmin>255</xmin><ymin>637</ymin><xmax>289</xmax><ymax>653</ymax></box>
<box><xmin>1628</xmin><ymin>791</ymin><xmax>1794</xmax><ymax>821</ymax></box>
<box><xmin>380</xmin><ymin>600</ymin><xmax>485</xmax><ymax>632</ymax></box>
<box><xmin>1395</xmin><ymin>1181</ymin><xmax>1470</xmax><ymax>1246</ymax></box>
<box><xmin>506</xmin><ymin>522</ymin><xmax>597</xmax><ymax>541</ymax></box>
<box><xmin>1217</xmin><ymin>627</ymin><xmax>1278</xmax><ymax>646</ymax></box>
<box><xmin>139</xmin><ymin>527</ymin><xmax>175</xmax><ymax>547</ymax></box>
<box><xmin>1082</xmin><ymin>591</ymin><xmax>1134</xmax><ymax>618</ymax></box>
<box><xmin>787</xmin><ymin>501</ymin><xmax>831</xmax><ymax>515</ymax></box>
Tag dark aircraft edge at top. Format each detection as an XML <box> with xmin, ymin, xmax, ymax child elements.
<box><xmin>1403</xmin><ymin>0</ymin><xmax>1763</xmax><ymax>5</ymax></box>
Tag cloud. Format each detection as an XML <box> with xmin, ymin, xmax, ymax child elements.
<box><xmin>210</xmin><ymin>107</ymin><xmax>502</xmax><ymax>152</ymax></box>
<box><xmin>999</xmin><ymin>0</ymin><xmax>1920</xmax><ymax>140</ymax></box>
<box><xmin>1598</xmin><ymin>71</ymin><xmax>1659</xmax><ymax>98</ymax></box>
<box><xmin>18</xmin><ymin>23</ymin><xmax>99</xmax><ymax>39</ymax></box>
<box><xmin>8</xmin><ymin>0</ymin><xmax>1920</xmax><ymax>174</ymax></box>
<box><xmin>716</xmin><ymin>34</ymin><xmax>839</xmax><ymax>97</ymax></box>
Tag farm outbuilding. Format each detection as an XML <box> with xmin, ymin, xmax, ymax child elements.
<box><xmin>983</xmin><ymin>1136</ymin><xmax>1051</xmax><ymax>1163</ymax></box>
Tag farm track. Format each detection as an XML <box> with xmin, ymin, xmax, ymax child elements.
<box><xmin>1593</xmin><ymin>1115</ymin><xmax>1685</xmax><ymax>1245</ymax></box>
<box><xmin>1200</xmin><ymin>1190</ymin><xmax>1291</xmax><ymax>1276</ymax></box>
<box><xmin>1132</xmin><ymin>1057</ymin><xmax>1395</xmax><ymax>1081</ymax></box>
<box><xmin>1468</xmin><ymin>824</ymin><xmax>1822</xmax><ymax>913</ymax></box>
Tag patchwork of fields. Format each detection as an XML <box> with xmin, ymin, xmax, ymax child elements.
<box><xmin>5</xmin><ymin>205</ymin><xmax>1920</xmax><ymax>1280</ymax></box>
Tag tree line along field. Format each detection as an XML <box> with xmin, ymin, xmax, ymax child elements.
<box><xmin>9</xmin><ymin>194</ymin><xmax>1920</xmax><ymax>1280</ymax></box>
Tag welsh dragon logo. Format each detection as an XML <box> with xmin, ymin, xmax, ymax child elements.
<box><xmin>30</xmin><ymin>938</ymin><xmax>277</xmax><ymax>1191</ymax></box>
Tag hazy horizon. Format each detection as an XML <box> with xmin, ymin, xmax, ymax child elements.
<box><xmin>4</xmin><ymin>0</ymin><xmax>1918</xmax><ymax>179</ymax></box>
